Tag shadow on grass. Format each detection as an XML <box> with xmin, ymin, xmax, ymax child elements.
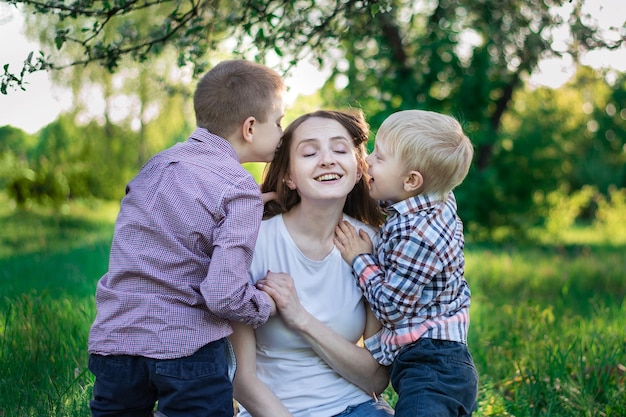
<box><xmin>0</xmin><ymin>238</ymin><xmax>112</xmax><ymax>302</ymax></box>
<box><xmin>0</xmin><ymin>209</ymin><xmax>115</xmax><ymax>258</ymax></box>
<box><xmin>465</xmin><ymin>240</ymin><xmax>626</xmax><ymax>317</ymax></box>
<box><xmin>0</xmin><ymin>201</ymin><xmax>116</xmax><ymax>300</ymax></box>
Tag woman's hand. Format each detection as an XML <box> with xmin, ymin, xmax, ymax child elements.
<box><xmin>334</xmin><ymin>220</ymin><xmax>373</xmax><ymax>264</ymax></box>
<box><xmin>257</xmin><ymin>272</ymin><xmax>309</xmax><ymax>330</ymax></box>
<box><xmin>257</xmin><ymin>272</ymin><xmax>390</xmax><ymax>396</ymax></box>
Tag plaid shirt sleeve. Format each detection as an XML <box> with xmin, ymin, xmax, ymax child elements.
<box><xmin>352</xmin><ymin>228</ymin><xmax>442</xmax><ymax>326</ymax></box>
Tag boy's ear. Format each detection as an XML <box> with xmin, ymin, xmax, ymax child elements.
<box><xmin>403</xmin><ymin>170</ymin><xmax>423</xmax><ymax>192</ymax></box>
<box><xmin>242</xmin><ymin>116</ymin><xmax>256</xmax><ymax>144</ymax></box>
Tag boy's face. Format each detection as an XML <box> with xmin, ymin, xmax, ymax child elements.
<box><xmin>365</xmin><ymin>137</ymin><xmax>414</xmax><ymax>203</ymax></box>
<box><xmin>251</xmin><ymin>96</ymin><xmax>285</xmax><ymax>162</ymax></box>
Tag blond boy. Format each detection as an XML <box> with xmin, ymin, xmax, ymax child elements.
<box><xmin>336</xmin><ymin>109</ymin><xmax>478</xmax><ymax>416</ymax></box>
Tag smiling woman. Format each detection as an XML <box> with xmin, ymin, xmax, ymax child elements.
<box><xmin>229</xmin><ymin>109</ymin><xmax>392</xmax><ymax>417</ymax></box>
<box><xmin>262</xmin><ymin>109</ymin><xmax>383</xmax><ymax>224</ymax></box>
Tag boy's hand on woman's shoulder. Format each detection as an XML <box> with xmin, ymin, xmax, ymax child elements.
<box><xmin>261</xmin><ymin>191</ymin><xmax>277</xmax><ymax>204</ymax></box>
<box><xmin>334</xmin><ymin>221</ymin><xmax>373</xmax><ymax>265</ymax></box>
<box><xmin>259</xmin><ymin>184</ymin><xmax>277</xmax><ymax>204</ymax></box>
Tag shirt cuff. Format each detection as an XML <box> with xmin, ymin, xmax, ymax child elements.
<box><xmin>364</xmin><ymin>329</ymin><xmax>383</xmax><ymax>357</ymax></box>
<box><xmin>251</xmin><ymin>290</ymin><xmax>272</xmax><ymax>329</ymax></box>
<box><xmin>352</xmin><ymin>253</ymin><xmax>378</xmax><ymax>284</ymax></box>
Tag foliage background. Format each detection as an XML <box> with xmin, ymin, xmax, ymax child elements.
<box><xmin>2</xmin><ymin>0</ymin><xmax>624</xmax><ymax>239</ymax></box>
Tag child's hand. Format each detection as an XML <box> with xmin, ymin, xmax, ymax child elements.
<box><xmin>259</xmin><ymin>184</ymin><xmax>277</xmax><ymax>204</ymax></box>
<box><xmin>334</xmin><ymin>220</ymin><xmax>373</xmax><ymax>265</ymax></box>
<box><xmin>261</xmin><ymin>191</ymin><xmax>277</xmax><ymax>204</ymax></box>
<box><xmin>262</xmin><ymin>290</ymin><xmax>277</xmax><ymax>316</ymax></box>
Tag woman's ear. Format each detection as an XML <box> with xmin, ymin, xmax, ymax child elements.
<box><xmin>355</xmin><ymin>165</ymin><xmax>363</xmax><ymax>183</ymax></box>
<box><xmin>283</xmin><ymin>176</ymin><xmax>296</xmax><ymax>190</ymax></box>
<box><xmin>403</xmin><ymin>170</ymin><xmax>423</xmax><ymax>192</ymax></box>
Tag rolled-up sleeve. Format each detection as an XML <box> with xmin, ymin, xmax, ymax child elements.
<box><xmin>201</xmin><ymin>177</ymin><xmax>271</xmax><ymax>328</ymax></box>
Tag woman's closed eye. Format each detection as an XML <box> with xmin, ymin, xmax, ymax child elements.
<box><xmin>298</xmin><ymin>144</ymin><xmax>318</xmax><ymax>157</ymax></box>
<box><xmin>331</xmin><ymin>144</ymin><xmax>350</xmax><ymax>154</ymax></box>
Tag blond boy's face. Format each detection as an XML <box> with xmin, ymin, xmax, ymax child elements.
<box><xmin>365</xmin><ymin>136</ymin><xmax>413</xmax><ymax>203</ymax></box>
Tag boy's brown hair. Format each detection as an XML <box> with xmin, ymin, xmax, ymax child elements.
<box><xmin>193</xmin><ymin>60</ymin><xmax>285</xmax><ymax>140</ymax></box>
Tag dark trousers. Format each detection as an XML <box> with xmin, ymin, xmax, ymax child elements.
<box><xmin>390</xmin><ymin>338</ymin><xmax>478</xmax><ymax>417</ymax></box>
<box><xmin>89</xmin><ymin>339</ymin><xmax>233</xmax><ymax>417</ymax></box>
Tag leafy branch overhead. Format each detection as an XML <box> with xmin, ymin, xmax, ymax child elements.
<box><xmin>1</xmin><ymin>0</ymin><xmax>624</xmax><ymax>239</ymax></box>
<box><xmin>1</xmin><ymin>0</ymin><xmax>391</xmax><ymax>93</ymax></box>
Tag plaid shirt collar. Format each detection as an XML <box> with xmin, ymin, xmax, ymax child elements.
<box><xmin>387</xmin><ymin>192</ymin><xmax>449</xmax><ymax>218</ymax></box>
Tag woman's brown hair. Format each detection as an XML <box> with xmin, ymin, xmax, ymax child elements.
<box><xmin>262</xmin><ymin>109</ymin><xmax>384</xmax><ymax>227</ymax></box>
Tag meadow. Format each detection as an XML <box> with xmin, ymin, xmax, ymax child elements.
<box><xmin>0</xmin><ymin>194</ymin><xmax>624</xmax><ymax>417</ymax></box>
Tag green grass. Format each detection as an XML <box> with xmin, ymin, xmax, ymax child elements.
<box><xmin>1</xmin><ymin>195</ymin><xmax>625</xmax><ymax>416</ymax></box>
<box><xmin>464</xmin><ymin>243</ymin><xmax>625</xmax><ymax>416</ymax></box>
<box><xmin>0</xmin><ymin>195</ymin><xmax>118</xmax><ymax>416</ymax></box>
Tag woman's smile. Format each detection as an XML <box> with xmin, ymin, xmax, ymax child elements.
<box><xmin>315</xmin><ymin>173</ymin><xmax>343</xmax><ymax>182</ymax></box>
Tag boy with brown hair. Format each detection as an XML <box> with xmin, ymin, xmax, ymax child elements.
<box><xmin>88</xmin><ymin>59</ymin><xmax>285</xmax><ymax>417</ymax></box>
<box><xmin>335</xmin><ymin>109</ymin><xmax>478</xmax><ymax>416</ymax></box>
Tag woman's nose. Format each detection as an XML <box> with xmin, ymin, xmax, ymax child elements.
<box><xmin>319</xmin><ymin>150</ymin><xmax>336</xmax><ymax>166</ymax></box>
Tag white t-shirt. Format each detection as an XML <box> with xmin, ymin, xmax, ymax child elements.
<box><xmin>238</xmin><ymin>214</ymin><xmax>378</xmax><ymax>417</ymax></box>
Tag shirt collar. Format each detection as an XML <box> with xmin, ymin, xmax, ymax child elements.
<box><xmin>190</xmin><ymin>127</ymin><xmax>240</xmax><ymax>161</ymax></box>
<box><xmin>388</xmin><ymin>192</ymin><xmax>450</xmax><ymax>217</ymax></box>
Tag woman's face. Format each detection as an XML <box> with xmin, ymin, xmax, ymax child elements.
<box><xmin>284</xmin><ymin>117</ymin><xmax>362</xmax><ymax>203</ymax></box>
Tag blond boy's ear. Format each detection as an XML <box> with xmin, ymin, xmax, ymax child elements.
<box><xmin>403</xmin><ymin>170</ymin><xmax>423</xmax><ymax>193</ymax></box>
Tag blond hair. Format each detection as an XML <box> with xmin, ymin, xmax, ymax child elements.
<box><xmin>377</xmin><ymin>110</ymin><xmax>473</xmax><ymax>201</ymax></box>
<box><xmin>193</xmin><ymin>60</ymin><xmax>285</xmax><ymax>139</ymax></box>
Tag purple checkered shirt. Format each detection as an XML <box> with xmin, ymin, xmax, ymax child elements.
<box><xmin>354</xmin><ymin>192</ymin><xmax>471</xmax><ymax>366</ymax></box>
<box><xmin>88</xmin><ymin>128</ymin><xmax>271</xmax><ymax>359</ymax></box>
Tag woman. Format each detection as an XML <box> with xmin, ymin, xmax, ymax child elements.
<box><xmin>230</xmin><ymin>110</ymin><xmax>394</xmax><ymax>417</ymax></box>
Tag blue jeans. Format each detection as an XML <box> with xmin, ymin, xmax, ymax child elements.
<box><xmin>89</xmin><ymin>339</ymin><xmax>233</xmax><ymax>417</ymax></box>
<box><xmin>332</xmin><ymin>397</ymin><xmax>395</xmax><ymax>417</ymax></box>
<box><xmin>389</xmin><ymin>339</ymin><xmax>478</xmax><ymax>417</ymax></box>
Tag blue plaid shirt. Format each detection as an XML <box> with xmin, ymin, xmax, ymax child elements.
<box><xmin>354</xmin><ymin>192</ymin><xmax>471</xmax><ymax>365</ymax></box>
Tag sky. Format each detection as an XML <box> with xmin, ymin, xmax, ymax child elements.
<box><xmin>0</xmin><ymin>1</ymin><xmax>624</xmax><ymax>134</ymax></box>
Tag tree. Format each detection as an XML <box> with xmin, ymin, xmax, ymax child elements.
<box><xmin>313</xmin><ymin>0</ymin><xmax>623</xmax><ymax>234</ymax></box>
<box><xmin>0</xmin><ymin>126</ymin><xmax>38</xmax><ymax>207</ymax></box>
<box><xmin>0</xmin><ymin>124</ymin><xmax>37</xmax><ymax>156</ymax></box>
<box><xmin>320</xmin><ymin>0</ymin><xmax>622</xmax><ymax>159</ymax></box>
<box><xmin>1</xmin><ymin>0</ymin><xmax>392</xmax><ymax>93</ymax></box>
<box><xmin>2</xmin><ymin>0</ymin><xmax>623</xmax><ymax>235</ymax></box>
